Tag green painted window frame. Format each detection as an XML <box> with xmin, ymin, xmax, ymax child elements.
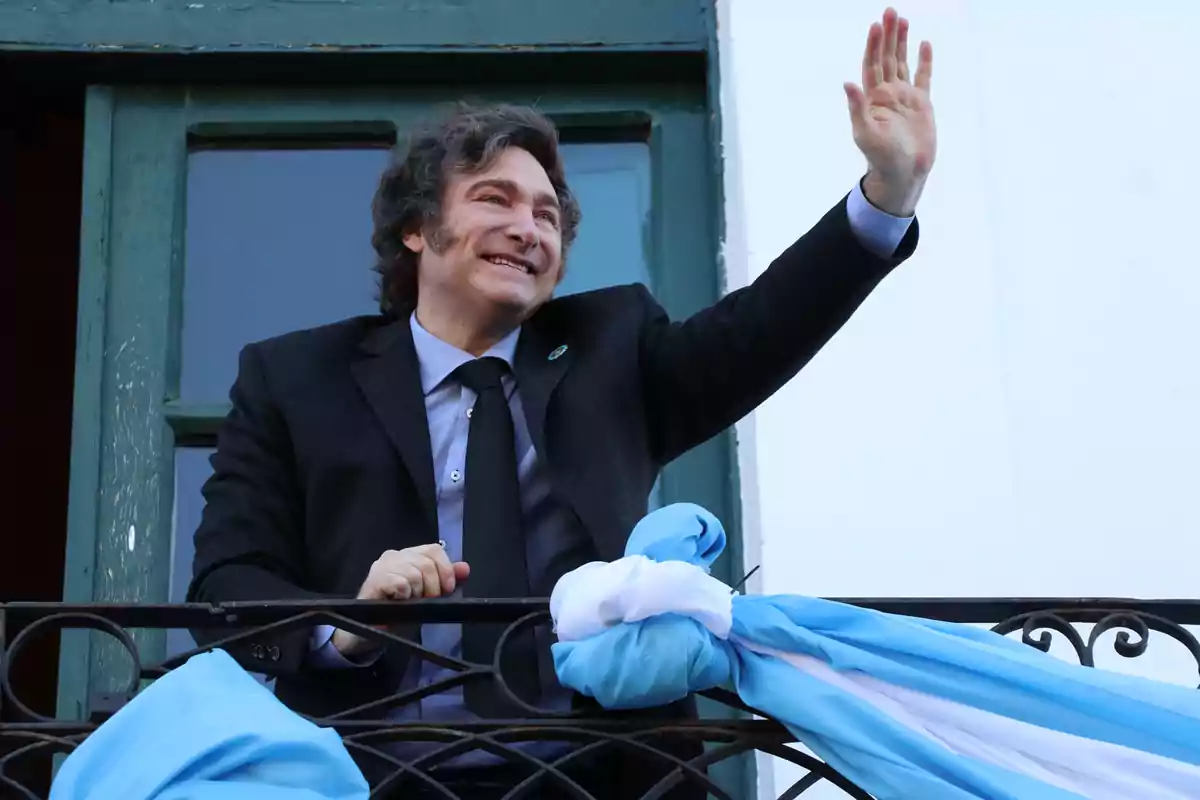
<box><xmin>0</xmin><ymin>0</ymin><xmax>709</xmax><ymax>54</ymax></box>
<box><xmin>61</xmin><ymin>79</ymin><xmax>743</xmax><ymax>789</ymax></box>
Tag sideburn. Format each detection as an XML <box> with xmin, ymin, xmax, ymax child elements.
<box><xmin>425</xmin><ymin>223</ymin><xmax>459</xmax><ymax>254</ymax></box>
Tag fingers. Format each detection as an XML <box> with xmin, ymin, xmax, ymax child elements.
<box><xmin>375</xmin><ymin>563</ymin><xmax>424</xmax><ymax>600</ymax></box>
<box><xmin>915</xmin><ymin>40</ymin><xmax>933</xmax><ymax>92</ymax></box>
<box><xmin>412</xmin><ymin>554</ymin><xmax>443</xmax><ymax>597</ymax></box>
<box><xmin>424</xmin><ymin>545</ymin><xmax>458</xmax><ymax>594</ymax></box>
<box><xmin>376</xmin><ymin>557</ymin><xmax>468</xmax><ymax>600</ymax></box>
<box><xmin>399</xmin><ymin>545</ymin><xmax>451</xmax><ymax>597</ymax></box>
<box><xmin>882</xmin><ymin>8</ymin><xmax>899</xmax><ymax>82</ymax></box>
<box><xmin>861</xmin><ymin>21</ymin><xmax>883</xmax><ymax>91</ymax></box>
<box><xmin>362</xmin><ymin>544</ymin><xmax>463</xmax><ymax>601</ymax></box>
<box><xmin>896</xmin><ymin>17</ymin><xmax>910</xmax><ymax>82</ymax></box>
<box><xmin>390</xmin><ymin>545</ymin><xmax>454</xmax><ymax>596</ymax></box>
<box><xmin>868</xmin><ymin>8</ymin><xmax>926</xmax><ymax>88</ymax></box>
<box><xmin>844</xmin><ymin>82</ymin><xmax>870</xmax><ymax>135</ymax></box>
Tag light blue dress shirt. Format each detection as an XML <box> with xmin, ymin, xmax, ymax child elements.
<box><xmin>306</xmin><ymin>181</ymin><xmax>914</xmax><ymax>735</ymax></box>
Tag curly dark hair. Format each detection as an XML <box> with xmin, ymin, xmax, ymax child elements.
<box><xmin>370</xmin><ymin>103</ymin><xmax>582</xmax><ymax>316</ymax></box>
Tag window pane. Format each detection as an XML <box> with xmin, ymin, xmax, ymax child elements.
<box><xmin>167</xmin><ymin>446</ymin><xmax>214</xmax><ymax>658</ymax></box>
<box><xmin>555</xmin><ymin>142</ymin><xmax>651</xmax><ymax>297</ymax></box>
<box><xmin>180</xmin><ymin>148</ymin><xmax>389</xmax><ymax>403</ymax></box>
<box><xmin>169</xmin><ymin>447</ymin><xmax>213</xmax><ymax>605</ymax></box>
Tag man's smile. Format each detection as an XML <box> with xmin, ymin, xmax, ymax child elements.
<box><xmin>482</xmin><ymin>254</ymin><xmax>536</xmax><ymax>275</ymax></box>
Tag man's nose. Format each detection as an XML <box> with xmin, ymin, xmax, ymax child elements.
<box><xmin>504</xmin><ymin>208</ymin><xmax>539</xmax><ymax>248</ymax></box>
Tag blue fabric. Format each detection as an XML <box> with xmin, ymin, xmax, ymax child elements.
<box><xmin>552</xmin><ymin>503</ymin><xmax>1200</xmax><ymax>799</ymax></box>
<box><xmin>552</xmin><ymin>504</ymin><xmax>732</xmax><ymax>710</ymax></box>
<box><xmin>737</xmin><ymin>596</ymin><xmax>1200</xmax><ymax>767</ymax></box>
<box><xmin>50</xmin><ymin>650</ymin><xmax>368</xmax><ymax>800</ymax></box>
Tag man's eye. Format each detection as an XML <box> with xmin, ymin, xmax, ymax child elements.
<box><xmin>480</xmin><ymin>194</ymin><xmax>506</xmax><ymax>205</ymax></box>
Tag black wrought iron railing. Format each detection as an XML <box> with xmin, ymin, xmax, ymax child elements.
<box><xmin>2</xmin><ymin>598</ymin><xmax>1199</xmax><ymax>799</ymax></box>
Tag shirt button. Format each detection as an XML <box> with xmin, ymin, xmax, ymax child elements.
<box><xmin>466</xmin><ymin>407</ymin><xmax>473</xmax><ymax>419</ymax></box>
<box><xmin>451</xmin><ymin>469</ymin><xmax>461</xmax><ymax>482</ymax></box>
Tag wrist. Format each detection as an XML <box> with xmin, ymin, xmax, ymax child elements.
<box><xmin>861</xmin><ymin>171</ymin><xmax>924</xmax><ymax>218</ymax></box>
<box><xmin>331</xmin><ymin>629</ymin><xmax>379</xmax><ymax>661</ymax></box>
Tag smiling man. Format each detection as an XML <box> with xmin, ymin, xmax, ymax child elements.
<box><xmin>394</xmin><ymin>143</ymin><xmax>576</xmax><ymax>355</ymax></box>
<box><xmin>188</xmin><ymin>8</ymin><xmax>935</xmax><ymax>797</ymax></box>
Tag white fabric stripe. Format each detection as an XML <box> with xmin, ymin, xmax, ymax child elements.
<box><xmin>742</xmin><ymin>640</ymin><xmax>1200</xmax><ymax>799</ymax></box>
<box><xmin>551</xmin><ymin>556</ymin><xmax>732</xmax><ymax>642</ymax></box>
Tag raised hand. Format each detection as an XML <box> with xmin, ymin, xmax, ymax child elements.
<box><xmin>844</xmin><ymin>7</ymin><xmax>936</xmax><ymax>216</ymax></box>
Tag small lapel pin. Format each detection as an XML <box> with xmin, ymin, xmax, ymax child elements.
<box><xmin>548</xmin><ymin>344</ymin><xmax>568</xmax><ymax>361</ymax></box>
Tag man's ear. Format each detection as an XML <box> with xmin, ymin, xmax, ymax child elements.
<box><xmin>402</xmin><ymin>229</ymin><xmax>426</xmax><ymax>255</ymax></box>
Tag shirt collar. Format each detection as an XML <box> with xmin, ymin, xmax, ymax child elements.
<box><xmin>409</xmin><ymin>312</ymin><xmax>520</xmax><ymax>396</ymax></box>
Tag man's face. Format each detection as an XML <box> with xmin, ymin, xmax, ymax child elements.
<box><xmin>404</xmin><ymin>146</ymin><xmax>565</xmax><ymax>324</ymax></box>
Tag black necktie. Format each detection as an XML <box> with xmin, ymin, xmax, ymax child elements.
<box><xmin>452</xmin><ymin>357</ymin><xmax>540</xmax><ymax>717</ymax></box>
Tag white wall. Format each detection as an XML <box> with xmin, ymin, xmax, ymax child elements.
<box><xmin>716</xmin><ymin>1</ymin><xmax>1200</xmax><ymax>797</ymax></box>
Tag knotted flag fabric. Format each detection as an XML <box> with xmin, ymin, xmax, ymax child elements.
<box><xmin>49</xmin><ymin>649</ymin><xmax>369</xmax><ymax>800</ymax></box>
<box><xmin>550</xmin><ymin>503</ymin><xmax>1200</xmax><ymax>799</ymax></box>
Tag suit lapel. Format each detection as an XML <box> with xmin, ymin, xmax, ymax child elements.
<box><xmin>351</xmin><ymin>318</ymin><xmax>438</xmax><ymax>534</ymax></box>
<box><xmin>515</xmin><ymin>317</ymin><xmax>614</xmax><ymax>567</ymax></box>
<box><xmin>513</xmin><ymin>317</ymin><xmax>573</xmax><ymax>461</ymax></box>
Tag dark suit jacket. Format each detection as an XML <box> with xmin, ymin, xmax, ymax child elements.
<box><xmin>187</xmin><ymin>195</ymin><xmax>918</xmax><ymax>723</ymax></box>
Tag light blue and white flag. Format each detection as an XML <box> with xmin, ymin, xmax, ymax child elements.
<box><xmin>551</xmin><ymin>503</ymin><xmax>1200</xmax><ymax>799</ymax></box>
<box><xmin>50</xmin><ymin>649</ymin><xmax>369</xmax><ymax>800</ymax></box>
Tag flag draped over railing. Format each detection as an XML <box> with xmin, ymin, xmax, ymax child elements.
<box><xmin>551</xmin><ymin>503</ymin><xmax>1200</xmax><ymax>800</ymax></box>
<box><xmin>44</xmin><ymin>501</ymin><xmax>1200</xmax><ymax>799</ymax></box>
<box><xmin>48</xmin><ymin>649</ymin><xmax>369</xmax><ymax>800</ymax></box>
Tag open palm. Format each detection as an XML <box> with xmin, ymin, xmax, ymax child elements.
<box><xmin>844</xmin><ymin>8</ymin><xmax>936</xmax><ymax>189</ymax></box>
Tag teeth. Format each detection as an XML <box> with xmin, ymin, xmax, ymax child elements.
<box><xmin>487</xmin><ymin>256</ymin><xmax>530</xmax><ymax>274</ymax></box>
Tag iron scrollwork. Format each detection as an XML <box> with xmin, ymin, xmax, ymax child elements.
<box><xmin>990</xmin><ymin>606</ymin><xmax>1200</xmax><ymax>688</ymax></box>
<box><xmin>2</xmin><ymin>598</ymin><xmax>1198</xmax><ymax>799</ymax></box>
